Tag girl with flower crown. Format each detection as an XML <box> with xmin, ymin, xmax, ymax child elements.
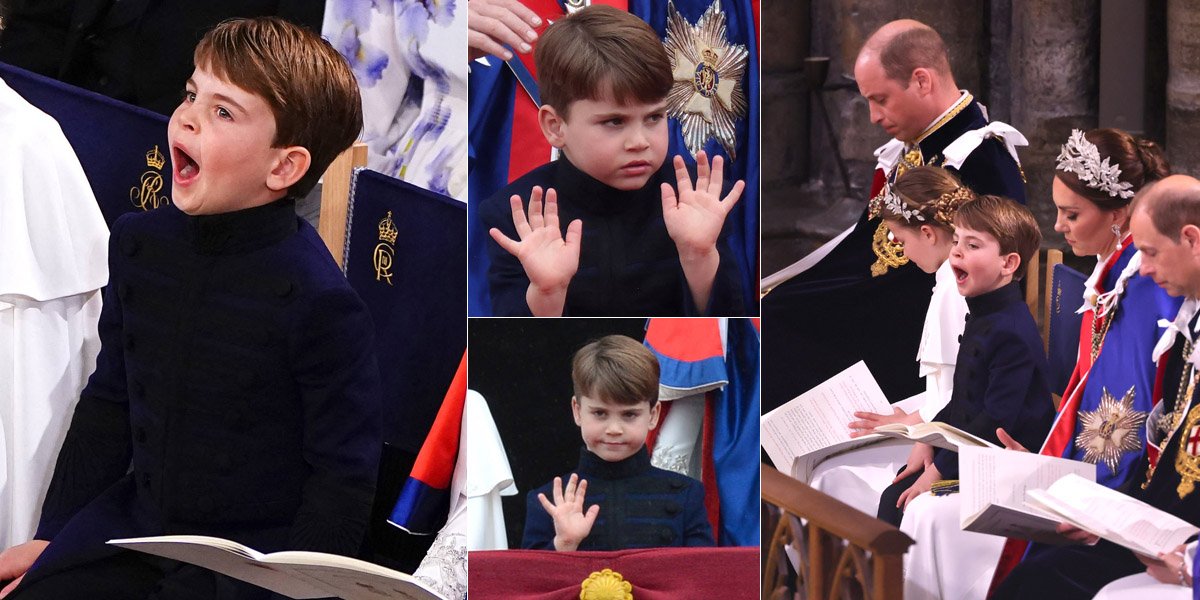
<box><xmin>896</xmin><ymin>128</ymin><xmax>1178</xmax><ymax>600</ymax></box>
<box><xmin>803</xmin><ymin>166</ymin><xmax>971</xmax><ymax>516</ymax></box>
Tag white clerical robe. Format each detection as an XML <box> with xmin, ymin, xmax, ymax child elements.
<box><xmin>0</xmin><ymin>75</ymin><xmax>107</xmax><ymax>547</ymax></box>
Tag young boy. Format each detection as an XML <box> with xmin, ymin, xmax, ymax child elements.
<box><xmin>876</xmin><ymin>195</ymin><xmax>1055</xmax><ymax>526</ymax></box>
<box><xmin>522</xmin><ymin>335</ymin><xmax>714</xmax><ymax>551</ymax></box>
<box><xmin>0</xmin><ymin>18</ymin><xmax>382</xmax><ymax>599</ymax></box>
<box><xmin>481</xmin><ymin>5</ymin><xmax>746</xmax><ymax>317</ymax></box>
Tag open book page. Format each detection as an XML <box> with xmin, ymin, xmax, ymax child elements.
<box><xmin>110</xmin><ymin>536</ymin><xmax>445</xmax><ymax>600</ymax></box>
<box><xmin>109</xmin><ymin>536</ymin><xmax>330</xmax><ymax>599</ymax></box>
<box><xmin>1025</xmin><ymin>473</ymin><xmax>1200</xmax><ymax>557</ymax></box>
<box><xmin>873</xmin><ymin>422</ymin><xmax>998</xmax><ymax>451</ymax></box>
<box><xmin>760</xmin><ymin>361</ymin><xmax>892</xmax><ymax>481</ymax></box>
<box><xmin>959</xmin><ymin>446</ymin><xmax>1095</xmax><ymax>544</ymax></box>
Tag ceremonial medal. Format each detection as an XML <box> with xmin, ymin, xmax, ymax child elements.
<box><xmin>580</xmin><ymin>569</ymin><xmax>633</xmax><ymax>600</ymax></box>
<box><xmin>1174</xmin><ymin>401</ymin><xmax>1200</xmax><ymax>499</ymax></box>
<box><xmin>1074</xmin><ymin>386</ymin><xmax>1145</xmax><ymax>474</ymax></box>
<box><xmin>663</xmin><ymin>0</ymin><xmax>748</xmax><ymax>160</ymax></box>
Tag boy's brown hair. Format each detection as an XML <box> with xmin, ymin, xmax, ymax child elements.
<box><xmin>194</xmin><ymin>17</ymin><xmax>363</xmax><ymax>197</ymax></box>
<box><xmin>534</xmin><ymin>5</ymin><xmax>671</xmax><ymax>118</ymax></box>
<box><xmin>954</xmin><ymin>195</ymin><xmax>1042</xmax><ymax>280</ymax></box>
<box><xmin>572</xmin><ymin>335</ymin><xmax>660</xmax><ymax>407</ymax></box>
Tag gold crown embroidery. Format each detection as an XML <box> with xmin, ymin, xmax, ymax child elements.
<box><xmin>579</xmin><ymin>568</ymin><xmax>633</xmax><ymax>600</ymax></box>
<box><xmin>129</xmin><ymin>145</ymin><xmax>169</xmax><ymax>211</ymax></box>
<box><xmin>373</xmin><ymin>210</ymin><xmax>398</xmax><ymax>286</ymax></box>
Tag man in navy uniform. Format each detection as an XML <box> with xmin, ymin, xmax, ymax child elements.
<box><xmin>761</xmin><ymin>19</ymin><xmax>1029</xmax><ymax>419</ymax></box>
<box><xmin>994</xmin><ymin>175</ymin><xmax>1200</xmax><ymax>598</ymax></box>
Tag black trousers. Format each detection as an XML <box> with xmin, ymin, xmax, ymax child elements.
<box><xmin>992</xmin><ymin>539</ymin><xmax>1145</xmax><ymax>600</ymax></box>
<box><xmin>8</xmin><ymin>550</ymin><xmax>274</xmax><ymax>600</ymax></box>
<box><xmin>876</xmin><ymin>468</ymin><xmax>921</xmax><ymax>526</ymax></box>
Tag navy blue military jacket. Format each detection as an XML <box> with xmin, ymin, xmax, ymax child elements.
<box><xmin>761</xmin><ymin>97</ymin><xmax>1027</xmax><ymax>422</ymax></box>
<box><xmin>522</xmin><ymin>448</ymin><xmax>715</xmax><ymax>551</ymax></box>
<box><xmin>480</xmin><ymin>157</ymin><xmax>744</xmax><ymax>317</ymax></box>
<box><xmin>932</xmin><ymin>281</ymin><xmax>1054</xmax><ymax>479</ymax></box>
<box><xmin>1127</xmin><ymin>310</ymin><xmax>1200</xmax><ymax>520</ymax></box>
<box><xmin>28</xmin><ymin>199</ymin><xmax>382</xmax><ymax>582</ymax></box>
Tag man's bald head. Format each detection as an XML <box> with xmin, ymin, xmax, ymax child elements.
<box><xmin>1133</xmin><ymin>175</ymin><xmax>1200</xmax><ymax>242</ymax></box>
<box><xmin>857</xmin><ymin>19</ymin><xmax>954</xmax><ymax>88</ymax></box>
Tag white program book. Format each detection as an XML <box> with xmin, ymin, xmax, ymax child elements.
<box><xmin>959</xmin><ymin>446</ymin><xmax>1096</xmax><ymax>544</ymax></box>
<box><xmin>109</xmin><ymin>535</ymin><xmax>445</xmax><ymax>600</ymax></box>
<box><xmin>1024</xmin><ymin>474</ymin><xmax>1200</xmax><ymax>557</ymax></box>
<box><xmin>760</xmin><ymin>361</ymin><xmax>893</xmax><ymax>482</ymax></box>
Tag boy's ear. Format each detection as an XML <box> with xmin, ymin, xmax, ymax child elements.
<box><xmin>539</xmin><ymin>104</ymin><xmax>567</xmax><ymax>149</ymax></box>
<box><xmin>1000</xmin><ymin>251</ymin><xmax>1021</xmax><ymax>277</ymax></box>
<box><xmin>265</xmin><ymin>145</ymin><xmax>312</xmax><ymax>192</ymax></box>
<box><xmin>647</xmin><ymin>402</ymin><xmax>661</xmax><ymax>430</ymax></box>
<box><xmin>571</xmin><ymin>396</ymin><xmax>582</xmax><ymax>426</ymax></box>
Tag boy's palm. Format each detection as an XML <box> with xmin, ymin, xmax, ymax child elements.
<box><xmin>661</xmin><ymin>152</ymin><xmax>744</xmax><ymax>256</ymax></box>
<box><xmin>489</xmin><ymin>186</ymin><xmax>582</xmax><ymax>292</ymax></box>
<box><xmin>537</xmin><ymin>474</ymin><xmax>599</xmax><ymax>552</ymax></box>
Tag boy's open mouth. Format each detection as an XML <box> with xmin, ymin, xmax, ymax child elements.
<box><xmin>172</xmin><ymin>145</ymin><xmax>200</xmax><ymax>183</ymax></box>
<box><xmin>953</xmin><ymin>267</ymin><xmax>968</xmax><ymax>283</ymax></box>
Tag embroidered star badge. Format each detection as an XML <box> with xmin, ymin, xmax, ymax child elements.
<box><xmin>1075</xmin><ymin>386</ymin><xmax>1146</xmax><ymax>474</ymax></box>
<box><xmin>663</xmin><ymin>0</ymin><xmax>748</xmax><ymax>160</ymax></box>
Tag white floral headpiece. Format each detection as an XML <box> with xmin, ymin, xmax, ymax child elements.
<box><xmin>1056</xmin><ymin>129</ymin><xmax>1135</xmax><ymax>199</ymax></box>
<box><xmin>870</xmin><ymin>184</ymin><xmax>925</xmax><ymax>223</ymax></box>
<box><xmin>869</xmin><ymin>183</ymin><xmax>972</xmax><ymax>226</ymax></box>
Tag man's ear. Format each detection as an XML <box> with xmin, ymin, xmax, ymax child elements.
<box><xmin>911</xmin><ymin>67</ymin><xmax>933</xmax><ymax>95</ymax></box>
<box><xmin>539</xmin><ymin>104</ymin><xmax>567</xmax><ymax>148</ymax></box>
<box><xmin>572</xmin><ymin>395</ymin><xmax>582</xmax><ymax>426</ymax></box>
<box><xmin>265</xmin><ymin>146</ymin><xmax>312</xmax><ymax>192</ymax></box>
<box><xmin>1000</xmin><ymin>251</ymin><xmax>1021</xmax><ymax>277</ymax></box>
<box><xmin>1183</xmin><ymin>224</ymin><xmax>1200</xmax><ymax>258</ymax></box>
<box><xmin>647</xmin><ymin>402</ymin><xmax>661</xmax><ymax>430</ymax></box>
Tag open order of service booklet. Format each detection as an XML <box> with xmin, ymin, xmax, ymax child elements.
<box><xmin>760</xmin><ymin>361</ymin><xmax>996</xmax><ymax>482</ymax></box>
<box><xmin>1023</xmin><ymin>473</ymin><xmax>1200</xmax><ymax>557</ymax></box>
<box><xmin>108</xmin><ymin>535</ymin><xmax>445</xmax><ymax>600</ymax></box>
<box><xmin>959</xmin><ymin>445</ymin><xmax>1096</xmax><ymax>545</ymax></box>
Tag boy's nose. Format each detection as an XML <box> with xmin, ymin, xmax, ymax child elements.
<box><xmin>626</xmin><ymin>128</ymin><xmax>650</xmax><ymax>151</ymax></box>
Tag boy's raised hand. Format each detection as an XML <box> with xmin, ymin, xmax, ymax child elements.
<box><xmin>489</xmin><ymin>186</ymin><xmax>582</xmax><ymax>316</ymax></box>
<box><xmin>660</xmin><ymin>151</ymin><xmax>744</xmax><ymax>257</ymax></box>
<box><xmin>537</xmin><ymin>474</ymin><xmax>599</xmax><ymax>552</ymax></box>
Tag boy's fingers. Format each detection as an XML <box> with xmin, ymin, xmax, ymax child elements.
<box><xmin>509</xmin><ymin>194</ymin><xmax>531</xmax><ymax>237</ymax></box>
<box><xmin>564</xmin><ymin>473</ymin><xmax>578</xmax><ymax>501</ymax></box>
<box><xmin>543</xmin><ymin>188</ymin><xmax>560</xmax><ymax>231</ymax></box>
<box><xmin>672</xmin><ymin>155</ymin><xmax>693</xmax><ymax>195</ymax></box>
<box><xmin>584</xmin><ymin>504</ymin><xmax>600</xmax><ymax>526</ymax></box>
<box><xmin>708</xmin><ymin>153</ymin><xmax>724</xmax><ymax>195</ymax></box>
<box><xmin>537</xmin><ymin>492</ymin><xmax>555</xmax><ymax>512</ymax></box>
<box><xmin>0</xmin><ymin>575</ymin><xmax>22</xmax><ymax>599</ymax></box>
<box><xmin>575</xmin><ymin>478</ymin><xmax>588</xmax><ymax>506</ymax></box>
<box><xmin>722</xmin><ymin>180</ymin><xmax>746</xmax><ymax>212</ymax></box>
<box><xmin>695</xmin><ymin>150</ymin><xmax>710</xmax><ymax>193</ymax></box>
<box><xmin>996</xmin><ymin>428</ymin><xmax>1029</xmax><ymax>452</ymax></box>
<box><xmin>564</xmin><ymin>219</ymin><xmax>583</xmax><ymax>249</ymax></box>
<box><xmin>488</xmin><ymin>228</ymin><xmax>522</xmax><ymax>257</ymax></box>
<box><xmin>528</xmin><ymin>187</ymin><xmax>545</xmax><ymax>230</ymax></box>
<box><xmin>892</xmin><ymin>464</ymin><xmax>917</xmax><ymax>484</ymax></box>
<box><xmin>660</xmin><ymin>183</ymin><xmax>678</xmax><ymax>214</ymax></box>
<box><xmin>551</xmin><ymin>476</ymin><xmax>564</xmax><ymax>505</ymax></box>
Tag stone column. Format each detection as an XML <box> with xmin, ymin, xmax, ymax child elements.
<box><xmin>1009</xmin><ymin>0</ymin><xmax>1099</xmax><ymax>243</ymax></box>
<box><xmin>1167</xmin><ymin>0</ymin><xmax>1200</xmax><ymax>175</ymax></box>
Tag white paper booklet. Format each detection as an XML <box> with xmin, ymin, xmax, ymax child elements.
<box><xmin>872</xmin><ymin>421</ymin><xmax>999</xmax><ymax>451</ymax></box>
<box><xmin>760</xmin><ymin>361</ymin><xmax>893</xmax><ymax>481</ymax></box>
<box><xmin>1024</xmin><ymin>473</ymin><xmax>1200</xmax><ymax>556</ymax></box>
<box><xmin>959</xmin><ymin>446</ymin><xmax>1096</xmax><ymax>544</ymax></box>
<box><xmin>108</xmin><ymin>535</ymin><xmax>445</xmax><ymax>600</ymax></box>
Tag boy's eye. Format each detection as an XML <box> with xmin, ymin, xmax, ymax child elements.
<box><xmin>647</xmin><ymin>113</ymin><xmax>664</xmax><ymax>124</ymax></box>
<box><xmin>182</xmin><ymin>90</ymin><xmax>196</xmax><ymax>103</ymax></box>
<box><xmin>592</xmin><ymin>410</ymin><xmax>606</xmax><ymax>417</ymax></box>
<box><xmin>604</xmin><ymin>118</ymin><xmax>624</xmax><ymax>126</ymax></box>
<box><xmin>216</xmin><ymin>106</ymin><xmax>233</xmax><ymax>120</ymax></box>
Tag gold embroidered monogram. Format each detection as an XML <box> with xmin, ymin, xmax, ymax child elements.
<box><xmin>1075</xmin><ymin>386</ymin><xmax>1146</xmax><ymax>473</ymax></box>
<box><xmin>579</xmin><ymin>568</ymin><xmax>633</xmax><ymax>600</ymax></box>
<box><xmin>664</xmin><ymin>0</ymin><xmax>748</xmax><ymax>160</ymax></box>
<box><xmin>129</xmin><ymin>145</ymin><xmax>170</xmax><ymax>211</ymax></box>
<box><xmin>374</xmin><ymin>210</ymin><xmax>398</xmax><ymax>286</ymax></box>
